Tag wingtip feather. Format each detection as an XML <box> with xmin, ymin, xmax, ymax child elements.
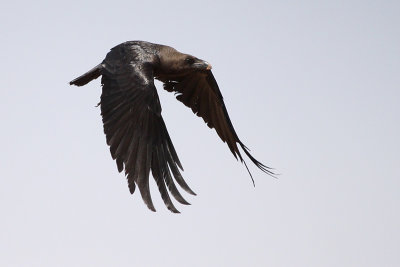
<box><xmin>238</xmin><ymin>142</ymin><xmax>278</xmax><ymax>179</ymax></box>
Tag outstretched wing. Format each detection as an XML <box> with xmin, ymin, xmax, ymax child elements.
<box><xmin>163</xmin><ymin>71</ymin><xmax>275</xmax><ymax>180</ymax></box>
<box><xmin>100</xmin><ymin>43</ymin><xmax>195</xmax><ymax>213</ymax></box>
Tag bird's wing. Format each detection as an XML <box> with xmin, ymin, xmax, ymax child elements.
<box><xmin>163</xmin><ymin>71</ymin><xmax>274</xmax><ymax>180</ymax></box>
<box><xmin>100</xmin><ymin>44</ymin><xmax>195</xmax><ymax>213</ymax></box>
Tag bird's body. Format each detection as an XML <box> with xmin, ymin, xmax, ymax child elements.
<box><xmin>70</xmin><ymin>41</ymin><xmax>274</xmax><ymax>213</ymax></box>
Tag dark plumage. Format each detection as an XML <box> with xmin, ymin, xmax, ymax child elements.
<box><xmin>70</xmin><ymin>41</ymin><xmax>274</xmax><ymax>213</ymax></box>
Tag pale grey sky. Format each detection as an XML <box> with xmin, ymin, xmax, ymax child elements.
<box><xmin>1</xmin><ymin>0</ymin><xmax>399</xmax><ymax>266</ymax></box>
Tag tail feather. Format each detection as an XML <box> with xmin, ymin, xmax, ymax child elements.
<box><xmin>70</xmin><ymin>64</ymin><xmax>103</xmax><ymax>86</ymax></box>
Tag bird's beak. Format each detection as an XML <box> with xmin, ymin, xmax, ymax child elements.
<box><xmin>194</xmin><ymin>60</ymin><xmax>212</xmax><ymax>70</ymax></box>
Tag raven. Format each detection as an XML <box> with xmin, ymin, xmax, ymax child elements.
<box><xmin>70</xmin><ymin>41</ymin><xmax>274</xmax><ymax>213</ymax></box>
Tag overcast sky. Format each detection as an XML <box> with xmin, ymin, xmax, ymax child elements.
<box><xmin>1</xmin><ymin>1</ymin><xmax>399</xmax><ymax>266</ymax></box>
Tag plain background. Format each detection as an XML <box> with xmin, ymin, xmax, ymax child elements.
<box><xmin>1</xmin><ymin>1</ymin><xmax>399</xmax><ymax>266</ymax></box>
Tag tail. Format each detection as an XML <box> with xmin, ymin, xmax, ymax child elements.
<box><xmin>69</xmin><ymin>64</ymin><xmax>103</xmax><ymax>86</ymax></box>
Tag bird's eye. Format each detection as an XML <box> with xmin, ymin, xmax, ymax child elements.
<box><xmin>185</xmin><ymin>58</ymin><xmax>195</xmax><ymax>64</ymax></box>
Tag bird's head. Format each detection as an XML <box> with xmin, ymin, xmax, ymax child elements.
<box><xmin>157</xmin><ymin>46</ymin><xmax>212</xmax><ymax>77</ymax></box>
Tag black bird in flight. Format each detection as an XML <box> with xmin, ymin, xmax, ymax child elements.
<box><xmin>70</xmin><ymin>41</ymin><xmax>274</xmax><ymax>213</ymax></box>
